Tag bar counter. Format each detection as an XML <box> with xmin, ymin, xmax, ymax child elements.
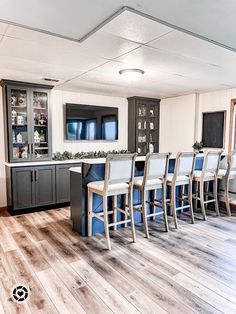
<box><xmin>69</xmin><ymin>154</ymin><xmax>210</xmax><ymax>236</ymax></box>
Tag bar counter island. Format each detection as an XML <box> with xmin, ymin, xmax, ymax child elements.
<box><xmin>69</xmin><ymin>153</ymin><xmax>219</xmax><ymax>236</ymax></box>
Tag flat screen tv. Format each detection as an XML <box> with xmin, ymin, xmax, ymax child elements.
<box><xmin>65</xmin><ymin>103</ymin><xmax>118</xmax><ymax>141</ymax></box>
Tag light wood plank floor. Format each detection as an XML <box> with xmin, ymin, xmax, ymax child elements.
<box><xmin>0</xmin><ymin>208</ymin><xmax>235</xmax><ymax>313</ymax></box>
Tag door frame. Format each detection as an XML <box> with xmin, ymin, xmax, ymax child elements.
<box><xmin>228</xmin><ymin>99</ymin><xmax>236</xmax><ymax>154</ymax></box>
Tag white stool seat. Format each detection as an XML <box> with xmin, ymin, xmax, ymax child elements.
<box><xmin>193</xmin><ymin>170</ymin><xmax>214</xmax><ymax>181</ymax></box>
<box><xmin>88</xmin><ymin>180</ymin><xmax>129</xmax><ymax>193</ymax></box>
<box><xmin>134</xmin><ymin>176</ymin><xmax>162</xmax><ymax>189</ymax></box>
<box><xmin>217</xmin><ymin>169</ymin><xmax>236</xmax><ymax>179</ymax></box>
<box><xmin>167</xmin><ymin>174</ymin><xmax>189</xmax><ymax>186</ymax></box>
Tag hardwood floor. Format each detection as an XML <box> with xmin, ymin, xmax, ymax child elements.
<box><xmin>0</xmin><ymin>208</ymin><xmax>235</xmax><ymax>313</ymax></box>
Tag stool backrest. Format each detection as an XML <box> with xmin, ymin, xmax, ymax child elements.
<box><xmin>174</xmin><ymin>152</ymin><xmax>196</xmax><ymax>178</ymax></box>
<box><xmin>203</xmin><ymin>151</ymin><xmax>221</xmax><ymax>175</ymax></box>
<box><xmin>225</xmin><ymin>150</ymin><xmax>236</xmax><ymax>178</ymax></box>
<box><xmin>143</xmin><ymin>153</ymin><xmax>170</xmax><ymax>185</ymax></box>
<box><xmin>104</xmin><ymin>154</ymin><xmax>137</xmax><ymax>190</ymax></box>
<box><xmin>230</xmin><ymin>150</ymin><xmax>236</xmax><ymax>171</ymax></box>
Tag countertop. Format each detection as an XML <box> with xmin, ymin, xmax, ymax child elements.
<box><xmin>5</xmin><ymin>153</ymin><xmax>207</xmax><ymax>168</ymax></box>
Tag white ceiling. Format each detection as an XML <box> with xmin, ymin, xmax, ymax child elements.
<box><xmin>0</xmin><ymin>5</ymin><xmax>236</xmax><ymax>98</ymax></box>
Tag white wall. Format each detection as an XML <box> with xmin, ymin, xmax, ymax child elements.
<box><xmin>196</xmin><ymin>88</ymin><xmax>236</xmax><ymax>151</ymax></box>
<box><xmin>159</xmin><ymin>94</ymin><xmax>196</xmax><ymax>153</ymax></box>
<box><xmin>51</xmin><ymin>89</ymin><xmax>128</xmax><ymax>154</ymax></box>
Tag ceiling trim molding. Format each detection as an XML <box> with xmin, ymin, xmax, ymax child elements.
<box><xmin>1</xmin><ymin>5</ymin><xmax>236</xmax><ymax>53</ymax></box>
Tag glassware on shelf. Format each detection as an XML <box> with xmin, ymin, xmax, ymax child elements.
<box><xmin>17</xmin><ymin>115</ymin><xmax>24</xmax><ymax>125</ymax></box>
<box><xmin>34</xmin><ymin>130</ymin><xmax>40</xmax><ymax>143</ymax></box>
<box><xmin>12</xmin><ymin>110</ymin><xmax>17</xmax><ymax>124</ymax></box>
<box><xmin>150</xmin><ymin>122</ymin><xmax>154</xmax><ymax>130</ymax></box>
<box><xmin>149</xmin><ymin>143</ymin><xmax>154</xmax><ymax>153</ymax></box>
<box><xmin>150</xmin><ymin>109</ymin><xmax>154</xmax><ymax>116</ymax></box>
<box><xmin>12</xmin><ymin>131</ymin><xmax>16</xmax><ymax>143</ymax></box>
<box><xmin>138</xmin><ymin>121</ymin><xmax>142</xmax><ymax>129</ymax></box>
<box><xmin>16</xmin><ymin>133</ymin><xmax>22</xmax><ymax>143</ymax></box>
<box><xmin>39</xmin><ymin>130</ymin><xmax>45</xmax><ymax>142</ymax></box>
<box><xmin>38</xmin><ymin>112</ymin><xmax>47</xmax><ymax>125</ymax></box>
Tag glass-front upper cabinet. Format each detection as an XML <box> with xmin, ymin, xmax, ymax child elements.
<box><xmin>1</xmin><ymin>80</ymin><xmax>53</xmax><ymax>163</ymax></box>
<box><xmin>32</xmin><ymin>89</ymin><xmax>50</xmax><ymax>160</ymax></box>
<box><xmin>9</xmin><ymin>87</ymin><xmax>30</xmax><ymax>161</ymax></box>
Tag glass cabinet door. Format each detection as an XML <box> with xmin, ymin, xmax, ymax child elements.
<box><xmin>32</xmin><ymin>90</ymin><xmax>50</xmax><ymax>160</ymax></box>
<box><xmin>137</xmin><ymin>101</ymin><xmax>148</xmax><ymax>155</ymax></box>
<box><xmin>9</xmin><ymin>87</ymin><xmax>30</xmax><ymax>161</ymax></box>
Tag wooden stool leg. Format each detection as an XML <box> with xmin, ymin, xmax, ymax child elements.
<box><xmin>129</xmin><ymin>191</ymin><xmax>136</xmax><ymax>243</ymax></box>
<box><xmin>171</xmin><ymin>186</ymin><xmax>178</xmax><ymax>229</ymax></box>
<box><xmin>213</xmin><ymin>178</ymin><xmax>220</xmax><ymax>216</ymax></box>
<box><xmin>103</xmin><ymin>196</ymin><xmax>111</xmax><ymax>250</ymax></box>
<box><xmin>200</xmin><ymin>181</ymin><xmax>206</xmax><ymax>220</ymax></box>
<box><xmin>123</xmin><ymin>194</ymin><xmax>128</xmax><ymax>228</ymax></box>
<box><xmin>162</xmin><ymin>185</ymin><xmax>169</xmax><ymax>232</ymax></box>
<box><xmin>180</xmin><ymin>185</ymin><xmax>184</xmax><ymax>213</ymax></box>
<box><xmin>188</xmin><ymin>181</ymin><xmax>195</xmax><ymax>224</ymax></box>
<box><xmin>142</xmin><ymin>190</ymin><xmax>149</xmax><ymax>238</ymax></box>
<box><xmin>225</xmin><ymin>179</ymin><xmax>231</xmax><ymax>216</ymax></box>
<box><xmin>87</xmin><ymin>189</ymin><xmax>93</xmax><ymax>237</ymax></box>
<box><xmin>193</xmin><ymin>181</ymin><xmax>198</xmax><ymax>210</ymax></box>
<box><xmin>112</xmin><ymin>195</ymin><xmax>117</xmax><ymax>231</ymax></box>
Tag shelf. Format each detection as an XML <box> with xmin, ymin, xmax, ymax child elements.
<box><xmin>33</xmin><ymin>107</ymin><xmax>46</xmax><ymax>110</ymax></box>
<box><xmin>34</xmin><ymin>124</ymin><xmax>47</xmax><ymax>127</ymax></box>
<box><xmin>12</xmin><ymin>124</ymin><xmax>27</xmax><ymax>127</ymax></box>
<box><xmin>34</xmin><ymin>142</ymin><xmax>47</xmax><ymax>144</ymax></box>
<box><xmin>35</xmin><ymin>147</ymin><xmax>48</xmax><ymax>150</ymax></box>
<box><xmin>11</xmin><ymin>106</ymin><xmax>27</xmax><ymax>109</ymax></box>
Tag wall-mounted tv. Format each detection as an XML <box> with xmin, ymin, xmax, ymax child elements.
<box><xmin>65</xmin><ymin>103</ymin><xmax>118</xmax><ymax>141</ymax></box>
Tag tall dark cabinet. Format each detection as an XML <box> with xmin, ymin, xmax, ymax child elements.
<box><xmin>1</xmin><ymin>80</ymin><xmax>53</xmax><ymax>162</ymax></box>
<box><xmin>128</xmin><ymin>96</ymin><xmax>160</xmax><ymax>155</ymax></box>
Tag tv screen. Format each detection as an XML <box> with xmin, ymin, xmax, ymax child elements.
<box><xmin>65</xmin><ymin>103</ymin><xmax>118</xmax><ymax>141</ymax></box>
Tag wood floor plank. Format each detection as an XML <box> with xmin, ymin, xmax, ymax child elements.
<box><xmin>173</xmin><ymin>272</ymin><xmax>236</xmax><ymax>313</ymax></box>
<box><xmin>6</xmin><ymin>250</ymin><xmax>57</xmax><ymax>313</ymax></box>
<box><xmin>71</xmin><ymin>259</ymin><xmax>141</xmax><ymax>314</ymax></box>
<box><xmin>37</xmin><ymin>268</ymin><xmax>86</xmax><ymax>314</ymax></box>
<box><xmin>12</xmin><ymin>231</ymin><xmax>50</xmax><ymax>272</ymax></box>
<box><xmin>37</xmin><ymin>240</ymin><xmax>112</xmax><ymax>314</ymax></box>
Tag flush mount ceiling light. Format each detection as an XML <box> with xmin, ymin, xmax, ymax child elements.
<box><xmin>119</xmin><ymin>68</ymin><xmax>144</xmax><ymax>81</ymax></box>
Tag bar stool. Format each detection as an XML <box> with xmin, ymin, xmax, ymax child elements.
<box><xmin>87</xmin><ymin>153</ymin><xmax>137</xmax><ymax>250</ymax></box>
<box><xmin>167</xmin><ymin>152</ymin><xmax>196</xmax><ymax>229</ymax></box>
<box><xmin>133</xmin><ymin>153</ymin><xmax>170</xmax><ymax>238</ymax></box>
<box><xmin>217</xmin><ymin>150</ymin><xmax>236</xmax><ymax>216</ymax></box>
<box><xmin>193</xmin><ymin>150</ymin><xmax>221</xmax><ymax>220</ymax></box>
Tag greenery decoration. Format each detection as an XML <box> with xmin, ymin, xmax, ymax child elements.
<box><xmin>53</xmin><ymin>149</ymin><xmax>130</xmax><ymax>161</ymax></box>
<box><xmin>192</xmin><ymin>141</ymin><xmax>203</xmax><ymax>152</ymax></box>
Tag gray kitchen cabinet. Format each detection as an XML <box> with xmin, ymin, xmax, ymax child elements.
<box><xmin>12</xmin><ymin>167</ymin><xmax>35</xmax><ymax>210</ymax></box>
<box><xmin>1</xmin><ymin>80</ymin><xmax>53</xmax><ymax>163</ymax></box>
<box><xmin>6</xmin><ymin>162</ymin><xmax>80</xmax><ymax>214</ymax></box>
<box><xmin>56</xmin><ymin>163</ymin><xmax>81</xmax><ymax>203</ymax></box>
<box><xmin>35</xmin><ymin>166</ymin><xmax>56</xmax><ymax>206</ymax></box>
<box><xmin>10</xmin><ymin>165</ymin><xmax>55</xmax><ymax>212</ymax></box>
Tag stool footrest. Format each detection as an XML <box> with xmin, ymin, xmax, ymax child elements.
<box><xmin>146</xmin><ymin>211</ymin><xmax>164</xmax><ymax>218</ymax></box>
<box><xmin>108</xmin><ymin>220</ymin><xmax>131</xmax><ymax>227</ymax></box>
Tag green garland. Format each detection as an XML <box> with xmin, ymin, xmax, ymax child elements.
<box><xmin>53</xmin><ymin>150</ymin><xmax>130</xmax><ymax>161</ymax></box>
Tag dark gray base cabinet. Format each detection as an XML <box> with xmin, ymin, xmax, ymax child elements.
<box><xmin>6</xmin><ymin>163</ymin><xmax>80</xmax><ymax>213</ymax></box>
<box><xmin>56</xmin><ymin>164</ymin><xmax>81</xmax><ymax>203</ymax></box>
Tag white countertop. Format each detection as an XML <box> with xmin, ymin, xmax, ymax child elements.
<box><xmin>5</xmin><ymin>153</ymin><xmax>208</xmax><ymax>168</ymax></box>
<box><xmin>4</xmin><ymin>159</ymin><xmax>83</xmax><ymax>167</ymax></box>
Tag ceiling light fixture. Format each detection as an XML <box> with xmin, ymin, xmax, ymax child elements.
<box><xmin>119</xmin><ymin>68</ymin><xmax>144</xmax><ymax>81</ymax></box>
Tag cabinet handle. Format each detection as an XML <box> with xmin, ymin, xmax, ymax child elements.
<box><xmin>35</xmin><ymin>170</ymin><xmax>38</xmax><ymax>182</ymax></box>
<box><xmin>31</xmin><ymin>170</ymin><xmax>34</xmax><ymax>182</ymax></box>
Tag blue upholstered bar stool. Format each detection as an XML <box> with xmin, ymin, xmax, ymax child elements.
<box><xmin>133</xmin><ymin>153</ymin><xmax>170</xmax><ymax>238</ymax></box>
<box><xmin>167</xmin><ymin>152</ymin><xmax>196</xmax><ymax>229</ymax></box>
<box><xmin>87</xmin><ymin>153</ymin><xmax>137</xmax><ymax>250</ymax></box>
<box><xmin>193</xmin><ymin>151</ymin><xmax>221</xmax><ymax>220</ymax></box>
<box><xmin>217</xmin><ymin>150</ymin><xmax>236</xmax><ymax>216</ymax></box>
